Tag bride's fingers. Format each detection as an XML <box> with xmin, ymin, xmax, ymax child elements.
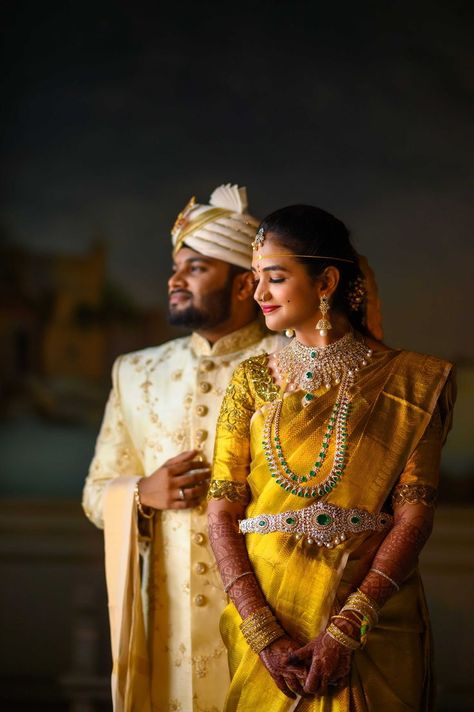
<box><xmin>303</xmin><ymin>661</ymin><xmax>323</xmax><ymax>695</ymax></box>
<box><xmin>287</xmin><ymin>641</ymin><xmax>313</xmax><ymax>664</ymax></box>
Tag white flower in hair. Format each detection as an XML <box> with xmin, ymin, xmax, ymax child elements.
<box><xmin>209</xmin><ymin>183</ymin><xmax>248</xmax><ymax>214</ymax></box>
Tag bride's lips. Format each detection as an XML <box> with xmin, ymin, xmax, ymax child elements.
<box><xmin>261</xmin><ymin>305</ymin><xmax>280</xmax><ymax>315</ymax></box>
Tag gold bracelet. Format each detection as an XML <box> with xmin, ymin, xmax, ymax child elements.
<box><xmin>370</xmin><ymin>567</ymin><xmax>400</xmax><ymax>591</ymax></box>
<box><xmin>355</xmin><ymin>588</ymin><xmax>381</xmax><ymax>612</ymax></box>
<box><xmin>240</xmin><ymin>606</ymin><xmax>285</xmax><ymax>654</ymax></box>
<box><xmin>224</xmin><ymin>571</ymin><xmax>254</xmax><ymax>593</ymax></box>
<box><xmin>331</xmin><ymin>614</ymin><xmax>361</xmax><ymax>628</ymax></box>
<box><xmin>245</xmin><ymin>623</ymin><xmax>284</xmax><ymax>654</ymax></box>
<box><xmin>326</xmin><ymin>623</ymin><xmax>360</xmax><ymax>651</ymax></box>
<box><xmin>341</xmin><ymin>589</ymin><xmax>380</xmax><ymax>626</ymax></box>
<box><xmin>134</xmin><ymin>481</ymin><xmax>155</xmax><ymax>519</ymax></box>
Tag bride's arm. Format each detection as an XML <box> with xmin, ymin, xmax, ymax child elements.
<box><xmin>208</xmin><ymin>496</ymin><xmax>308</xmax><ymax>699</ymax></box>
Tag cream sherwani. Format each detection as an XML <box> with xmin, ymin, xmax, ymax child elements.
<box><xmin>83</xmin><ymin>321</ymin><xmax>284</xmax><ymax>712</ymax></box>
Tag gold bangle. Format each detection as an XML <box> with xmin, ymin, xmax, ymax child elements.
<box><xmin>134</xmin><ymin>481</ymin><xmax>155</xmax><ymax>519</ymax></box>
<box><xmin>370</xmin><ymin>568</ymin><xmax>400</xmax><ymax>591</ymax></box>
<box><xmin>239</xmin><ymin>606</ymin><xmax>285</xmax><ymax>654</ymax></box>
<box><xmin>341</xmin><ymin>589</ymin><xmax>380</xmax><ymax>627</ymax></box>
<box><xmin>326</xmin><ymin>623</ymin><xmax>360</xmax><ymax>651</ymax></box>
<box><xmin>224</xmin><ymin>571</ymin><xmax>254</xmax><ymax>593</ymax></box>
<box><xmin>331</xmin><ymin>614</ymin><xmax>361</xmax><ymax>628</ymax></box>
<box><xmin>245</xmin><ymin>624</ymin><xmax>284</xmax><ymax>654</ymax></box>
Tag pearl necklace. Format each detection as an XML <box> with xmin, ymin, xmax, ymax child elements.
<box><xmin>263</xmin><ymin>332</ymin><xmax>372</xmax><ymax>498</ymax></box>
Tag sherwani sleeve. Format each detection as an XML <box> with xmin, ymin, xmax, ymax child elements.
<box><xmin>82</xmin><ymin>356</ymin><xmax>144</xmax><ymax>529</ymax></box>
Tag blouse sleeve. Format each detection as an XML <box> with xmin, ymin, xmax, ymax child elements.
<box><xmin>392</xmin><ymin>371</ymin><xmax>456</xmax><ymax>508</ymax></box>
<box><xmin>209</xmin><ymin>361</ymin><xmax>255</xmax><ymax>502</ymax></box>
<box><xmin>82</xmin><ymin>356</ymin><xmax>144</xmax><ymax>528</ymax></box>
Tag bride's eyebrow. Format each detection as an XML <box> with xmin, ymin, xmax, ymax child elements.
<box><xmin>262</xmin><ymin>264</ymin><xmax>289</xmax><ymax>272</ymax></box>
<box><xmin>251</xmin><ymin>264</ymin><xmax>290</xmax><ymax>273</ymax></box>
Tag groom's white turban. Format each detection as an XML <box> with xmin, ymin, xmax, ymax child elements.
<box><xmin>171</xmin><ymin>183</ymin><xmax>259</xmax><ymax>269</ymax></box>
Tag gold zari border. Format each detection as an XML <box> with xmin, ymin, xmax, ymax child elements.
<box><xmin>207</xmin><ymin>479</ymin><xmax>249</xmax><ymax>503</ymax></box>
<box><xmin>391</xmin><ymin>483</ymin><xmax>437</xmax><ymax>508</ymax></box>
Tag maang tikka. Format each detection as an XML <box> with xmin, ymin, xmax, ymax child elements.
<box><xmin>316</xmin><ymin>294</ymin><xmax>332</xmax><ymax>336</ymax></box>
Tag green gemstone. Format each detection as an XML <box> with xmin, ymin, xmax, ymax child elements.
<box><xmin>311</xmin><ymin>351</ymin><xmax>316</xmax><ymax>358</ymax></box>
<box><xmin>316</xmin><ymin>513</ymin><xmax>332</xmax><ymax>525</ymax></box>
<box><xmin>304</xmin><ymin>393</ymin><xmax>314</xmax><ymax>401</ymax></box>
<box><xmin>309</xmin><ymin>470</ymin><xmax>315</xmax><ymax>476</ymax></box>
<box><xmin>291</xmin><ymin>475</ymin><xmax>298</xmax><ymax>481</ymax></box>
<box><xmin>291</xmin><ymin>489</ymin><xmax>298</xmax><ymax>494</ymax></box>
<box><xmin>258</xmin><ymin>520</ymin><xmax>266</xmax><ymax>527</ymax></box>
<box><xmin>305</xmin><ymin>371</ymin><xmax>313</xmax><ymax>378</ymax></box>
<box><xmin>350</xmin><ymin>516</ymin><xmax>361</xmax><ymax>524</ymax></box>
<box><xmin>301</xmin><ymin>476</ymin><xmax>307</xmax><ymax>482</ymax></box>
<box><xmin>315</xmin><ymin>461</ymin><xmax>321</xmax><ymax>467</ymax></box>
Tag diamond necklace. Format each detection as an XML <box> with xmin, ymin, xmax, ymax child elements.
<box><xmin>263</xmin><ymin>332</ymin><xmax>372</xmax><ymax>498</ymax></box>
<box><xmin>273</xmin><ymin>331</ymin><xmax>372</xmax><ymax>406</ymax></box>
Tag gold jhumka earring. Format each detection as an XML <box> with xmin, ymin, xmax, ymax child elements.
<box><xmin>316</xmin><ymin>294</ymin><xmax>332</xmax><ymax>336</ymax></box>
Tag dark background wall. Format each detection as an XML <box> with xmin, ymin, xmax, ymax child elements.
<box><xmin>1</xmin><ymin>1</ymin><xmax>473</xmax><ymax>710</ymax></box>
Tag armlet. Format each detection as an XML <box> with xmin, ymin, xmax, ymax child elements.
<box><xmin>391</xmin><ymin>483</ymin><xmax>437</xmax><ymax>508</ymax></box>
<box><xmin>207</xmin><ymin>479</ymin><xmax>249</xmax><ymax>503</ymax></box>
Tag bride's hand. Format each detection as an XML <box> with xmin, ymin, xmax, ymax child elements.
<box><xmin>259</xmin><ymin>635</ymin><xmax>309</xmax><ymax>699</ymax></box>
<box><xmin>287</xmin><ymin>632</ymin><xmax>354</xmax><ymax>696</ymax></box>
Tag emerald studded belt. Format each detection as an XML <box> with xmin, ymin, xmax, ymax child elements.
<box><xmin>239</xmin><ymin>502</ymin><xmax>393</xmax><ymax>548</ymax></box>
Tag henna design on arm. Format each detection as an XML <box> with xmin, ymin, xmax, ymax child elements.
<box><xmin>208</xmin><ymin>506</ymin><xmax>267</xmax><ymax>619</ymax></box>
<box><xmin>359</xmin><ymin>502</ymin><xmax>434</xmax><ymax>606</ymax></box>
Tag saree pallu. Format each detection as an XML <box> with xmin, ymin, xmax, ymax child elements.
<box><xmin>212</xmin><ymin>349</ymin><xmax>455</xmax><ymax>711</ymax></box>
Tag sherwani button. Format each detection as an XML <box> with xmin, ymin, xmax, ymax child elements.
<box><xmin>201</xmin><ymin>360</ymin><xmax>215</xmax><ymax>371</ymax></box>
<box><xmin>195</xmin><ymin>429</ymin><xmax>208</xmax><ymax>442</ymax></box>
<box><xmin>194</xmin><ymin>594</ymin><xmax>207</xmax><ymax>607</ymax></box>
<box><xmin>196</xmin><ymin>404</ymin><xmax>208</xmax><ymax>417</ymax></box>
<box><xmin>193</xmin><ymin>532</ymin><xmax>206</xmax><ymax>545</ymax></box>
<box><xmin>199</xmin><ymin>382</ymin><xmax>212</xmax><ymax>393</ymax></box>
<box><xmin>194</xmin><ymin>562</ymin><xmax>207</xmax><ymax>574</ymax></box>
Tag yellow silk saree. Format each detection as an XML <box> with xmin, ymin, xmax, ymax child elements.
<box><xmin>212</xmin><ymin>349</ymin><xmax>455</xmax><ymax>711</ymax></box>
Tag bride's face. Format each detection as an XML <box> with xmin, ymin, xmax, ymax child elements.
<box><xmin>252</xmin><ymin>235</ymin><xmax>323</xmax><ymax>334</ymax></box>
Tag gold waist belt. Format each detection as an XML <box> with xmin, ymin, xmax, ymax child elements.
<box><xmin>239</xmin><ymin>501</ymin><xmax>393</xmax><ymax>548</ymax></box>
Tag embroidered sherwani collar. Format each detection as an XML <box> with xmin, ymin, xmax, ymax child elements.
<box><xmin>190</xmin><ymin>320</ymin><xmax>267</xmax><ymax>357</ymax></box>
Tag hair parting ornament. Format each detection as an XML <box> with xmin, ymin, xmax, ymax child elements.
<box><xmin>252</xmin><ymin>226</ymin><xmax>355</xmax><ymax>264</ymax></box>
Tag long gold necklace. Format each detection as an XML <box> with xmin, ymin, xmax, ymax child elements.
<box><xmin>263</xmin><ymin>332</ymin><xmax>372</xmax><ymax>498</ymax></box>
